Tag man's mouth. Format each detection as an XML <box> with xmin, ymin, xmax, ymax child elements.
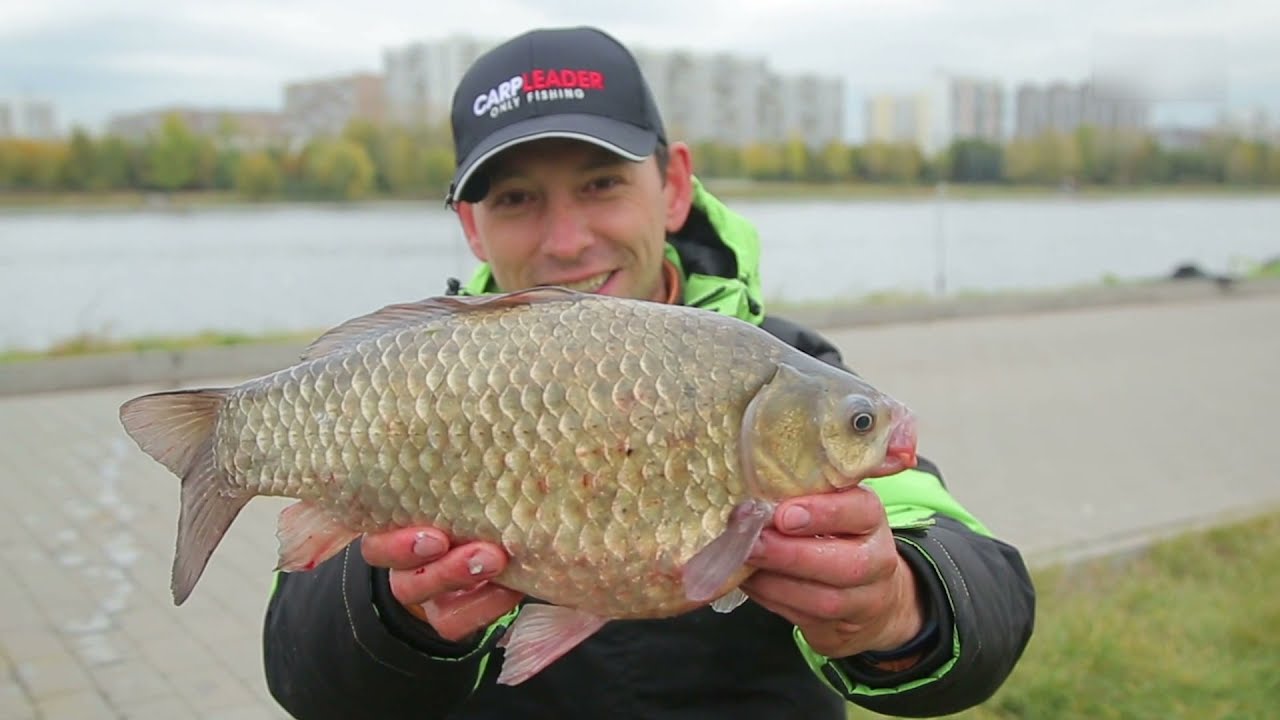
<box><xmin>555</xmin><ymin>271</ymin><xmax>612</xmax><ymax>293</ymax></box>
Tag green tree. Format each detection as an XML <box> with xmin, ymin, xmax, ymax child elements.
<box><xmin>62</xmin><ymin>128</ymin><xmax>96</xmax><ymax>190</ymax></box>
<box><xmin>947</xmin><ymin>139</ymin><xmax>1003</xmax><ymax>182</ymax></box>
<box><xmin>817</xmin><ymin>141</ymin><xmax>852</xmax><ymax>182</ymax></box>
<box><xmin>91</xmin><ymin>137</ymin><xmax>135</xmax><ymax>190</ymax></box>
<box><xmin>422</xmin><ymin>145</ymin><xmax>457</xmax><ymax>197</ymax></box>
<box><xmin>303</xmin><ymin>139</ymin><xmax>376</xmax><ymax>200</ymax></box>
<box><xmin>782</xmin><ymin>136</ymin><xmax>810</xmax><ymax>181</ymax></box>
<box><xmin>742</xmin><ymin>142</ymin><xmax>784</xmax><ymax>180</ymax></box>
<box><xmin>1225</xmin><ymin>140</ymin><xmax>1265</xmax><ymax>185</ymax></box>
<box><xmin>858</xmin><ymin>143</ymin><xmax>922</xmax><ymax>183</ymax></box>
<box><xmin>145</xmin><ymin>115</ymin><xmax>202</xmax><ymax>191</ymax></box>
<box><xmin>383</xmin><ymin>130</ymin><xmax>428</xmax><ymax>196</ymax></box>
<box><xmin>344</xmin><ymin>119</ymin><xmax>391</xmax><ymax>193</ymax></box>
<box><xmin>234</xmin><ymin>151</ymin><xmax>283</xmax><ymax>200</ymax></box>
<box><xmin>1265</xmin><ymin>145</ymin><xmax>1280</xmax><ymax>184</ymax></box>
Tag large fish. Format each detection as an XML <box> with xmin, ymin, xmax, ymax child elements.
<box><xmin>119</xmin><ymin>287</ymin><xmax>918</xmax><ymax>685</ymax></box>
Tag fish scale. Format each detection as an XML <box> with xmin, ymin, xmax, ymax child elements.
<box><xmin>119</xmin><ymin>287</ymin><xmax>915</xmax><ymax>683</ymax></box>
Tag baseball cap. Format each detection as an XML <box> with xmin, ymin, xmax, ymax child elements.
<box><xmin>445</xmin><ymin>26</ymin><xmax>668</xmax><ymax>207</ymax></box>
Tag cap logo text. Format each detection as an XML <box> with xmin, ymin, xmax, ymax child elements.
<box><xmin>474</xmin><ymin>69</ymin><xmax>607</xmax><ymax>119</ymax></box>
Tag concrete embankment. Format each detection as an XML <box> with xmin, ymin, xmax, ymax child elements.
<box><xmin>3</xmin><ymin>276</ymin><xmax>1277</xmax><ymax>397</ymax></box>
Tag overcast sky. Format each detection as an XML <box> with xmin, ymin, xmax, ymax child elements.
<box><xmin>2</xmin><ymin>0</ymin><xmax>1277</xmax><ymax>139</ymax></box>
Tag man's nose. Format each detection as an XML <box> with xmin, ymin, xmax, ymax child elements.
<box><xmin>540</xmin><ymin>195</ymin><xmax>592</xmax><ymax>258</ymax></box>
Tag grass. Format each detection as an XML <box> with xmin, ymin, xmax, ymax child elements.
<box><xmin>4</xmin><ymin>183</ymin><xmax>1278</xmax><ymax>212</ymax></box>
<box><xmin>850</xmin><ymin>510</ymin><xmax>1280</xmax><ymax>719</ymax></box>
<box><xmin>699</xmin><ymin>180</ymin><xmax>1280</xmax><ymax>203</ymax></box>
<box><xmin>1245</xmin><ymin>259</ymin><xmax>1280</xmax><ymax>279</ymax></box>
<box><xmin>0</xmin><ymin>328</ymin><xmax>320</xmax><ymax>364</ymax></box>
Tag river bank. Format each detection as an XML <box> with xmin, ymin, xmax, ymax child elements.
<box><xmin>4</xmin><ymin>274</ymin><xmax>1277</xmax><ymax>397</ymax></box>
<box><xmin>3</xmin><ymin>182</ymin><xmax>1278</xmax><ymax>213</ymax></box>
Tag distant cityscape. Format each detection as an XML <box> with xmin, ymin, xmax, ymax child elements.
<box><xmin>1</xmin><ymin>33</ymin><xmax>1276</xmax><ymax>154</ymax></box>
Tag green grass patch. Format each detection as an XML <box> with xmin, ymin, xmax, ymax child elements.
<box><xmin>0</xmin><ymin>328</ymin><xmax>319</xmax><ymax>364</ymax></box>
<box><xmin>851</xmin><ymin>511</ymin><xmax>1280</xmax><ymax>719</ymax></box>
<box><xmin>5</xmin><ymin>183</ymin><xmax>1278</xmax><ymax>211</ymax></box>
<box><xmin>1245</xmin><ymin>259</ymin><xmax>1280</xmax><ymax>279</ymax></box>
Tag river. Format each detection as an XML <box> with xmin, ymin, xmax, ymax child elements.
<box><xmin>2</xmin><ymin>193</ymin><xmax>1277</xmax><ymax>352</ymax></box>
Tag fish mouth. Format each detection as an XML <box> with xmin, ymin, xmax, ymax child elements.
<box><xmin>546</xmin><ymin>271</ymin><xmax>613</xmax><ymax>293</ymax></box>
<box><xmin>870</xmin><ymin>405</ymin><xmax>918</xmax><ymax>478</ymax></box>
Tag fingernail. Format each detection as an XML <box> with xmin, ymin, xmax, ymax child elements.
<box><xmin>780</xmin><ymin>506</ymin><xmax>811</xmax><ymax>532</ymax></box>
<box><xmin>749</xmin><ymin>537</ymin><xmax>766</xmax><ymax>559</ymax></box>
<box><xmin>413</xmin><ymin>532</ymin><xmax>445</xmax><ymax>558</ymax></box>
<box><xmin>467</xmin><ymin>552</ymin><xmax>492</xmax><ymax>576</ymax></box>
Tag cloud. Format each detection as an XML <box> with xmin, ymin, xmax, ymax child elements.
<box><xmin>1</xmin><ymin>0</ymin><xmax>1276</xmax><ymax>135</ymax></box>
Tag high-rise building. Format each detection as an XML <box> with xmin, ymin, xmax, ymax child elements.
<box><xmin>865</xmin><ymin>93</ymin><xmax>930</xmax><ymax>149</ymax></box>
<box><xmin>381</xmin><ymin>35</ymin><xmax>843</xmax><ymax>148</ymax></box>
<box><xmin>915</xmin><ymin>73</ymin><xmax>1006</xmax><ymax>156</ymax></box>
<box><xmin>1014</xmin><ymin>80</ymin><xmax>1150</xmax><ymax>138</ymax></box>
<box><xmin>634</xmin><ymin>45</ymin><xmax>842</xmax><ymax>148</ymax></box>
<box><xmin>106</xmin><ymin>107</ymin><xmax>285</xmax><ymax>148</ymax></box>
<box><xmin>283</xmin><ymin>73</ymin><xmax>386</xmax><ymax>142</ymax></box>
<box><xmin>1217</xmin><ymin>106</ymin><xmax>1274</xmax><ymax>142</ymax></box>
<box><xmin>384</xmin><ymin>35</ymin><xmax>496</xmax><ymax>129</ymax></box>
<box><xmin>0</xmin><ymin>98</ymin><xmax>58</xmax><ymax>139</ymax></box>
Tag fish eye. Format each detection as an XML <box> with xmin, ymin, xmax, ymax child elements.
<box><xmin>843</xmin><ymin>396</ymin><xmax>876</xmax><ymax>434</ymax></box>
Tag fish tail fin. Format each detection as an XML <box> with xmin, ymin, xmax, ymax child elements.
<box><xmin>119</xmin><ymin>388</ymin><xmax>250</xmax><ymax>605</ymax></box>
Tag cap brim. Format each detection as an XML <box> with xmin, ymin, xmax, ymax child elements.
<box><xmin>449</xmin><ymin>114</ymin><xmax>659</xmax><ymax>204</ymax></box>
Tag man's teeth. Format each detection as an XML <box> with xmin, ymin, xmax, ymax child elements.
<box><xmin>560</xmin><ymin>273</ymin><xmax>610</xmax><ymax>292</ymax></box>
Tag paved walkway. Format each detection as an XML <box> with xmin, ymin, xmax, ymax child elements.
<box><xmin>2</xmin><ymin>292</ymin><xmax>1278</xmax><ymax>719</ymax></box>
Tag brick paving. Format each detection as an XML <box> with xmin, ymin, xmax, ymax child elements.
<box><xmin>2</xmin><ymin>292</ymin><xmax>1278</xmax><ymax>718</ymax></box>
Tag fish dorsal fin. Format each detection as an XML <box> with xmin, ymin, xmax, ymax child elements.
<box><xmin>302</xmin><ymin>286</ymin><xmax>591</xmax><ymax>360</ymax></box>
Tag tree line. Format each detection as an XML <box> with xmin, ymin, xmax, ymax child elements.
<box><xmin>2</xmin><ymin>114</ymin><xmax>1278</xmax><ymax>201</ymax></box>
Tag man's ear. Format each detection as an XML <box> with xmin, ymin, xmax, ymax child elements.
<box><xmin>456</xmin><ymin>202</ymin><xmax>489</xmax><ymax>261</ymax></box>
<box><xmin>663</xmin><ymin>142</ymin><xmax>695</xmax><ymax>233</ymax></box>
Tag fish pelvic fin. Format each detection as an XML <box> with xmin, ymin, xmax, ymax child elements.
<box><xmin>119</xmin><ymin>388</ymin><xmax>249</xmax><ymax>606</ymax></box>
<box><xmin>496</xmin><ymin>605</ymin><xmax>608</xmax><ymax>685</ymax></box>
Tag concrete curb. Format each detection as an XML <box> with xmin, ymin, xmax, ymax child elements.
<box><xmin>4</xmin><ymin>276</ymin><xmax>1279</xmax><ymax>397</ymax></box>
<box><xmin>780</xmin><ymin>275</ymin><xmax>1280</xmax><ymax>330</ymax></box>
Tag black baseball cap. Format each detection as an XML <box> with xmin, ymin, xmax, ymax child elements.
<box><xmin>445</xmin><ymin>26</ymin><xmax>667</xmax><ymax>207</ymax></box>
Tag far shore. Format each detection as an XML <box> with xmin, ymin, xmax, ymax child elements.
<box><xmin>3</xmin><ymin>182</ymin><xmax>1279</xmax><ymax>214</ymax></box>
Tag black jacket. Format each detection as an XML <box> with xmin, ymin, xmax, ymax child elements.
<box><xmin>262</xmin><ymin>311</ymin><xmax>1036</xmax><ymax>720</ymax></box>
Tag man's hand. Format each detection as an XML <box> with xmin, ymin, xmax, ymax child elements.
<box><xmin>742</xmin><ymin>486</ymin><xmax>925</xmax><ymax>659</ymax></box>
<box><xmin>361</xmin><ymin>527</ymin><xmax>522</xmax><ymax>643</ymax></box>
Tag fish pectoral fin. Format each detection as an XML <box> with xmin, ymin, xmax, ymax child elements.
<box><xmin>274</xmin><ymin>501</ymin><xmax>362</xmax><ymax>572</ymax></box>
<box><xmin>495</xmin><ymin>605</ymin><xmax>608</xmax><ymax>686</ymax></box>
<box><xmin>681</xmin><ymin>498</ymin><xmax>775</xmax><ymax>604</ymax></box>
<box><xmin>710</xmin><ymin>587</ymin><xmax>749</xmax><ymax>614</ymax></box>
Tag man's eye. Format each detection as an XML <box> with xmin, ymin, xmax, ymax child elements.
<box><xmin>587</xmin><ymin>176</ymin><xmax>622</xmax><ymax>192</ymax></box>
<box><xmin>492</xmin><ymin>190</ymin><xmax>530</xmax><ymax>207</ymax></box>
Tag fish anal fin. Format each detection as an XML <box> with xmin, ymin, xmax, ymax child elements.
<box><xmin>275</xmin><ymin>501</ymin><xmax>361</xmax><ymax>572</ymax></box>
<box><xmin>496</xmin><ymin>605</ymin><xmax>608</xmax><ymax>685</ymax></box>
<box><xmin>682</xmin><ymin>499</ymin><xmax>774</xmax><ymax>604</ymax></box>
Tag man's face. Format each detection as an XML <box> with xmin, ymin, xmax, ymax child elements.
<box><xmin>457</xmin><ymin>138</ymin><xmax>692</xmax><ymax>302</ymax></box>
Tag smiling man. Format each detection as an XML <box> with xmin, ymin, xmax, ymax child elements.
<box><xmin>262</xmin><ymin>25</ymin><xmax>1035</xmax><ymax>720</ymax></box>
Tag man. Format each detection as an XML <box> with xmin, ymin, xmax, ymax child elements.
<box><xmin>263</xmin><ymin>26</ymin><xmax>1034</xmax><ymax>719</ymax></box>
